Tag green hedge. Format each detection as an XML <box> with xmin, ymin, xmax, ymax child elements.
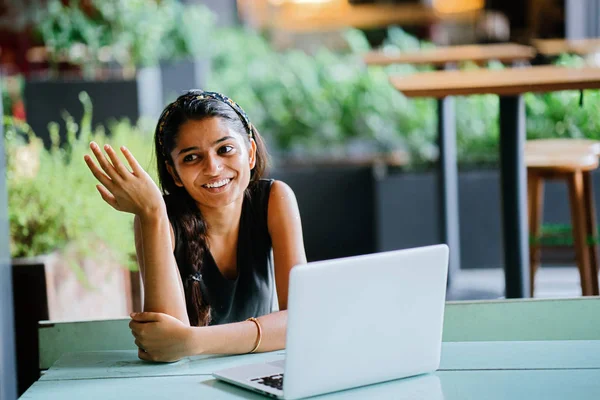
<box><xmin>209</xmin><ymin>27</ymin><xmax>600</xmax><ymax>169</ymax></box>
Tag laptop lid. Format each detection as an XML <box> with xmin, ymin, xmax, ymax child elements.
<box><xmin>283</xmin><ymin>244</ymin><xmax>449</xmax><ymax>399</ymax></box>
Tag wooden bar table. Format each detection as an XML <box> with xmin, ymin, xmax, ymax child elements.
<box><xmin>363</xmin><ymin>44</ymin><xmax>535</xmax><ymax>283</ymax></box>
<box><xmin>391</xmin><ymin>65</ymin><xmax>600</xmax><ymax>298</ymax></box>
<box><xmin>363</xmin><ymin>43</ymin><xmax>535</xmax><ymax>67</ymax></box>
<box><xmin>266</xmin><ymin>2</ymin><xmax>480</xmax><ymax>33</ymax></box>
<box><xmin>532</xmin><ymin>38</ymin><xmax>600</xmax><ymax>57</ymax></box>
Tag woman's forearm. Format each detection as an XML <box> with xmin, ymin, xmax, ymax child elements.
<box><xmin>137</xmin><ymin>212</ymin><xmax>189</xmax><ymax>324</ymax></box>
<box><xmin>189</xmin><ymin>311</ymin><xmax>287</xmax><ymax>355</ymax></box>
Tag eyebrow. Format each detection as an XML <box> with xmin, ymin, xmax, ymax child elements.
<box><xmin>177</xmin><ymin>136</ymin><xmax>235</xmax><ymax>156</ymax></box>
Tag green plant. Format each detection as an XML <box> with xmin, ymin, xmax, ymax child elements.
<box><xmin>209</xmin><ymin>27</ymin><xmax>436</xmax><ymax>165</ymax></box>
<box><xmin>159</xmin><ymin>1</ymin><xmax>216</xmax><ymax>62</ymax></box>
<box><xmin>33</xmin><ymin>0</ymin><xmax>215</xmax><ymax>75</ymax></box>
<box><xmin>208</xmin><ymin>26</ymin><xmax>600</xmax><ymax>169</ymax></box>
<box><xmin>99</xmin><ymin>0</ymin><xmax>170</xmax><ymax>68</ymax></box>
<box><xmin>35</xmin><ymin>0</ymin><xmax>109</xmax><ymax>78</ymax></box>
<box><xmin>4</xmin><ymin>91</ymin><xmax>156</xmax><ymax>271</ymax></box>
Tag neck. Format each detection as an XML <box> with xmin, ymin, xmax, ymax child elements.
<box><xmin>197</xmin><ymin>195</ymin><xmax>244</xmax><ymax>238</ymax></box>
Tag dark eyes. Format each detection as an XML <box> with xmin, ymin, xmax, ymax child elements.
<box><xmin>218</xmin><ymin>145</ymin><xmax>235</xmax><ymax>154</ymax></box>
<box><xmin>183</xmin><ymin>154</ymin><xmax>199</xmax><ymax>162</ymax></box>
<box><xmin>182</xmin><ymin>145</ymin><xmax>235</xmax><ymax>162</ymax></box>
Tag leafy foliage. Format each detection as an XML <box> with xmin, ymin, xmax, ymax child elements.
<box><xmin>210</xmin><ymin>27</ymin><xmax>600</xmax><ymax>169</ymax></box>
<box><xmin>209</xmin><ymin>28</ymin><xmax>435</xmax><ymax>165</ymax></box>
<box><xmin>33</xmin><ymin>0</ymin><xmax>215</xmax><ymax>73</ymax></box>
<box><xmin>4</xmin><ymin>92</ymin><xmax>155</xmax><ymax>267</ymax></box>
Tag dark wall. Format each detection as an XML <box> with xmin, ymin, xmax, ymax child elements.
<box><xmin>378</xmin><ymin>168</ymin><xmax>600</xmax><ymax>269</ymax></box>
<box><xmin>269</xmin><ymin>166</ymin><xmax>377</xmax><ymax>262</ymax></box>
<box><xmin>486</xmin><ymin>0</ymin><xmax>565</xmax><ymax>40</ymax></box>
<box><xmin>1</xmin><ymin>78</ymin><xmax>18</xmax><ymax>400</ymax></box>
<box><xmin>486</xmin><ymin>1</ymin><xmax>527</xmax><ymax>30</ymax></box>
<box><xmin>24</xmin><ymin>80</ymin><xmax>140</xmax><ymax>148</ymax></box>
<box><xmin>271</xmin><ymin>164</ymin><xmax>599</xmax><ymax>270</ymax></box>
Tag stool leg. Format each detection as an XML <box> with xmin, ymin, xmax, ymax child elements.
<box><xmin>528</xmin><ymin>171</ymin><xmax>544</xmax><ymax>296</ymax></box>
<box><xmin>583</xmin><ymin>171</ymin><xmax>600</xmax><ymax>295</ymax></box>
<box><xmin>567</xmin><ymin>171</ymin><xmax>595</xmax><ymax>296</ymax></box>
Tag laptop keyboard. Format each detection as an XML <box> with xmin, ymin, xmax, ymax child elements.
<box><xmin>252</xmin><ymin>374</ymin><xmax>284</xmax><ymax>391</ymax></box>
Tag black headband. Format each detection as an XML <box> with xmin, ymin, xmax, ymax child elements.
<box><xmin>157</xmin><ymin>90</ymin><xmax>255</xmax><ymax>155</ymax></box>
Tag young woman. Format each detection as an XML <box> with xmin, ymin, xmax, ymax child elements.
<box><xmin>84</xmin><ymin>90</ymin><xmax>307</xmax><ymax>362</ymax></box>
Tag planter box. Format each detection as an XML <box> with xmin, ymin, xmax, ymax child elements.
<box><xmin>160</xmin><ymin>57</ymin><xmax>210</xmax><ymax>104</ymax></box>
<box><xmin>271</xmin><ymin>165</ymin><xmax>600</xmax><ymax>269</ymax></box>
<box><xmin>270</xmin><ymin>165</ymin><xmax>377</xmax><ymax>262</ymax></box>
<box><xmin>378</xmin><ymin>168</ymin><xmax>600</xmax><ymax>269</ymax></box>
<box><xmin>11</xmin><ymin>248</ymin><xmax>140</xmax><ymax>395</ymax></box>
<box><xmin>377</xmin><ymin>169</ymin><xmax>500</xmax><ymax>269</ymax></box>
<box><xmin>24</xmin><ymin>67</ymin><xmax>162</xmax><ymax>147</ymax></box>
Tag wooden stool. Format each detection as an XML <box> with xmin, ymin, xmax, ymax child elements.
<box><xmin>526</xmin><ymin>141</ymin><xmax>600</xmax><ymax>296</ymax></box>
<box><xmin>525</xmin><ymin>138</ymin><xmax>600</xmax><ymax>156</ymax></box>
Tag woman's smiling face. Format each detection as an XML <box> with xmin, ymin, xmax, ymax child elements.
<box><xmin>167</xmin><ymin>117</ymin><xmax>256</xmax><ymax>210</ymax></box>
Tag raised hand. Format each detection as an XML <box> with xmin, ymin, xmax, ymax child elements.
<box><xmin>84</xmin><ymin>142</ymin><xmax>165</xmax><ymax>218</ymax></box>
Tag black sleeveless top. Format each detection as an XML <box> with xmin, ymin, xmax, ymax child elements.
<box><xmin>167</xmin><ymin>179</ymin><xmax>275</xmax><ymax>326</ymax></box>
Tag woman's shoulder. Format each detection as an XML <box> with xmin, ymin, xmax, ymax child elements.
<box><xmin>244</xmin><ymin>179</ymin><xmax>296</xmax><ymax>228</ymax></box>
<box><xmin>248</xmin><ymin>179</ymin><xmax>297</xmax><ymax>205</ymax></box>
<box><xmin>265</xmin><ymin>180</ymin><xmax>298</xmax><ymax>220</ymax></box>
<box><xmin>267</xmin><ymin>180</ymin><xmax>295</xmax><ymax>199</ymax></box>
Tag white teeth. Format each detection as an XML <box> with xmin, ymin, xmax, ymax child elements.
<box><xmin>204</xmin><ymin>179</ymin><xmax>230</xmax><ymax>189</ymax></box>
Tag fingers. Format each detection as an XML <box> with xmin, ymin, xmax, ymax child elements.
<box><xmin>104</xmin><ymin>144</ymin><xmax>132</xmax><ymax>179</ymax></box>
<box><xmin>131</xmin><ymin>312</ymin><xmax>162</xmax><ymax>323</ymax></box>
<box><xmin>89</xmin><ymin>142</ymin><xmax>121</xmax><ymax>181</ymax></box>
<box><xmin>120</xmin><ymin>146</ymin><xmax>144</xmax><ymax>176</ymax></box>
<box><xmin>129</xmin><ymin>320</ymin><xmax>142</xmax><ymax>334</ymax></box>
<box><xmin>138</xmin><ymin>348</ymin><xmax>151</xmax><ymax>361</ymax></box>
<box><xmin>96</xmin><ymin>185</ymin><xmax>119</xmax><ymax>209</ymax></box>
<box><xmin>129</xmin><ymin>318</ymin><xmax>142</xmax><ymax>334</ymax></box>
<box><xmin>84</xmin><ymin>154</ymin><xmax>114</xmax><ymax>190</ymax></box>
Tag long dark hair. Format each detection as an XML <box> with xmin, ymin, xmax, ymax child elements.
<box><xmin>154</xmin><ymin>90</ymin><xmax>269</xmax><ymax>326</ymax></box>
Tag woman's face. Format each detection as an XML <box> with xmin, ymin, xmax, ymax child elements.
<box><xmin>167</xmin><ymin>117</ymin><xmax>256</xmax><ymax>210</ymax></box>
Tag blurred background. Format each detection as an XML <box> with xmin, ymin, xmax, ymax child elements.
<box><xmin>2</xmin><ymin>0</ymin><xmax>600</xmax><ymax>396</ymax></box>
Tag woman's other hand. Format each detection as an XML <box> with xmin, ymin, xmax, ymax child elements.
<box><xmin>129</xmin><ymin>312</ymin><xmax>196</xmax><ymax>362</ymax></box>
<box><xmin>84</xmin><ymin>142</ymin><xmax>164</xmax><ymax>219</ymax></box>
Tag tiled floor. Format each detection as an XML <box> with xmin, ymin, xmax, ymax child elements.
<box><xmin>447</xmin><ymin>265</ymin><xmax>597</xmax><ymax>301</ymax></box>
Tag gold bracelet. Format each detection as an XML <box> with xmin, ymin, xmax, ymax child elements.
<box><xmin>246</xmin><ymin>317</ymin><xmax>262</xmax><ymax>354</ymax></box>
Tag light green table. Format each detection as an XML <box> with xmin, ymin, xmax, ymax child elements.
<box><xmin>22</xmin><ymin>341</ymin><xmax>600</xmax><ymax>399</ymax></box>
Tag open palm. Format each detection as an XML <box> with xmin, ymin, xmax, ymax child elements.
<box><xmin>84</xmin><ymin>142</ymin><xmax>164</xmax><ymax>217</ymax></box>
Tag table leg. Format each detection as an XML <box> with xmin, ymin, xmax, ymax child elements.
<box><xmin>499</xmin><ymin>95</ymin><xmax>530</xmax><ymax>298</ymax></box>
<box><xmin>583</xmin><ymin>171</ymin><xmax>600</xmax><ymax>295</ymax></box>
<box><xmin>437</xmin><ymin>97</ymin><xmax>461</xmax><ymax>285</ymax></box>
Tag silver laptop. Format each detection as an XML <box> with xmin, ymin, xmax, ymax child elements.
<box><xmin>213</xmin><ymin>244</ymin><xmax>449</xmax><ymax>399</ymax></box>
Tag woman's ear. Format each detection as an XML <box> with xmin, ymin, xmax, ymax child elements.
<box><xmin>166</xmin><ymin>163</ymin><xmax>184</xmax><ymax>187</ymax></box>
<box><xmin>248</xmin><ymin>138</ymin><xmax>257</xmax><ymax>170</ymax></box>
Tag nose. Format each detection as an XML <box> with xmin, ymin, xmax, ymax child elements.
<box><xmin>203</xmin><ymin>154</ymin><xmax>222</xmax><ymax>175</ymax></box>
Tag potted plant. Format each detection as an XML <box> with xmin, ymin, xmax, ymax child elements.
<box><xmin>157</xmin><ymin>1</ymin><xmax>216</xmax><ymax>104</ymax></box>
<box><xmin>5</xmin><ymin>92</ymin><xmax>154</xmax><ymax>394</ymax></box>
<box><xmin>23</xmin><ymin>0</ymin><xmax>174</xmax><ymax>147</ymax></box>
